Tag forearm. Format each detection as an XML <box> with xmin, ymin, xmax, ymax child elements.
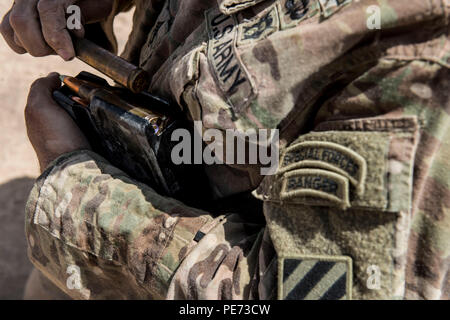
<box><xmin>25</xmin><ymin>150</ymin><xmax>265</xmax><ymax>299</ymax></box>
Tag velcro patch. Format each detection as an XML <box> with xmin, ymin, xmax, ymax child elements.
<box><xmin>279</xmin><ymin>141</ymin><xmax>367</xmax><ymax>195</ymax></box>
<box><xmin>206</xmin><ymin>7</ymin><xmax>256</xmax><ymax>114</ymax></box>
<box><xmin>279</xmin><ymin>255</ymin><xmax>352</xmax><ymax>300</ymax></box>
<box><xmin>281</xmin><ymin>168</ymin><xmax>350</xmax><ymax>209</ymax></box>
<box><xmin>277</xmin><ymin>0</ymin><xmax>320</xmax><ymax>29</ymax></box>
<box><xmin>238</xmin><ymin>5</ymin><xmax>279</xmax><ymax>46</ymax></box>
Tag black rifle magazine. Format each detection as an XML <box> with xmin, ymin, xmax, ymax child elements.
<box><xmin>53</xmin><ymin>72</ymin><xmax>212</xmax><ymax>206</ymax></box>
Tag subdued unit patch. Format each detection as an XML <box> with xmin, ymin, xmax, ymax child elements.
<box><xmin>238</xmin><ymin>4</ymin><xmax>280</xmax><ymax>46</ymax></box>
<box><xmin>194</xmin><ymin>231</ymin><xmax>206</xmax><ymax>242</ymax></box>
<box><xmin>277</xmin><ymin>0</ymin><xmax>320</xmax><ymax>29</ymax></box>
<box><xmin>279</xmin><ymin>141</ymin><xmax>367</xmax><ymax>195</ymax></box>
<box><xmin>281</xmin><ymin>168</ymin><xmax>350</xmax><ymax>209</ymax></box>
<box><xmin>279</xmin><ymin>255</ymin><xmax>352</xmax><ymax>300</ymax></box>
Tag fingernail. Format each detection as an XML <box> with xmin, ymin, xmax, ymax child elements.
<box><xmin>57</xmin><ymin>49</ymin><xmax>73</xmax><ymax>61</ymax></box>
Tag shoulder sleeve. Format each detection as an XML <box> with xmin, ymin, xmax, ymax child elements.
<box><xmin>25</xmin><ymin>150</ymin><xmax>265</xmax><ymax>299</ymax></box>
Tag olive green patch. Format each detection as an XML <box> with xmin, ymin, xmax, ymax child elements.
<box><xmin>238</xmin><ymin>4</ymin><xmax>279</xmax><ymax>46</ymax></box>
<box><xmin>278</xmin><ymin>255</ymin><xmax>352</xmax><ymax>300</ymax></box>
<box><xmin>281</xmin><ymin>169</ymin><xmax>350</xmax><ymax>209</ymax></box>
<box><xmin>290</xmin><ymin>131</ymin><xmax>391</xmax><ymax>210</ymax></box>
<box><xmin>312</xmin><ymin>117</ymin><xmax>419</xmax><ymax>212</ymax></box>
<box><xmin>277</xmin><ymin>0</ymin><xmax>320</xmax><ymax>30</ymax></box>
<box><xmin>279</xmin><ymin>141</ymin><xmax>367</xmax><ymax>195</ymax></box>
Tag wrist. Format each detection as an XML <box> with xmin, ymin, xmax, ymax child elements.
<box><xmin>39</xmin><ymin>137</ymin><xmax>91</xmax><ymax>172</ymax></box>
<box><xmin>38</xmin><ymin>148</ymin><xmax>92</xmax><ymax>173</ymax></box>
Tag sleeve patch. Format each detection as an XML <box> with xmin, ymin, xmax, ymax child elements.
<box><xmin>205</xmin><ymin>7</ymin><xmax>257</xmax><ymax>114</ymax></box>
<box><xmin>277</xmin><ymin>0</ymin><xmax>320</xmax><ymax>29</ymax></box>
<box><xmin>279</xmin><ymin>141</ymin><xmax>367</xmax><ymax>195</ymax></box>
<box><xmin>278</xmin><ymin>255</ymin><xmax>353</xmax><ymax>300</ymax></box>
<box><xmin>238</xmin><ymin>4</ymin><xmax>280</xmax><ymax>46</ymax></box>
<box><xmin>281</xmin><ymin>168</ymin><xmax>350</xmax><ymax>209</ymax></box>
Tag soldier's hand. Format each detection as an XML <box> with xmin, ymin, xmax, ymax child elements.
<box><xmin>25</xmin><ymin>73</ymin><xmax>91</xmax><ymax>172</ymax></box>
<box><xmin>0</xmin><ymin>0</ymin><xmax>114</xmax><ymax>61</ymax></box>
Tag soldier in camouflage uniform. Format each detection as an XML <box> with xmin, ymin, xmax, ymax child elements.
<box><xmin>1</xmin><ymin>0</ymin><xmax>449</xmax><ymax>299</ymax></box>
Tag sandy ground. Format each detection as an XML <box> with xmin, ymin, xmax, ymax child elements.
<box><xmin>0</xmin><ymin>2</ymin><xmax>134</xmax><ymax>299</ymax></box>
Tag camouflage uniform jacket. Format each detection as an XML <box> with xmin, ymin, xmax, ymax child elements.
<box><xmin>26</xmin><ymin>0</ymin><xmax>450</xmax><ymax>299</ymax></box>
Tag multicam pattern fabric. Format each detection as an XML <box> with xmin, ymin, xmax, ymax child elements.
<box><xmin>26</xmin><ymin>0</ymin><xmax>450</xmax><ymax>299</ymax></box>
<box><xmin>26</xmin><ymin>150</ymin><xmax>265</xmax><ymax>299</ymax></box>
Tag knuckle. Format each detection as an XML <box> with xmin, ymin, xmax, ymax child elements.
<box><xmin>46</xmin><ymin>34</ymin><xmax>64</xmax><ymax>47</ymax></box>
<box><xmin>36</xmin><ymin>0</ymin><xmax>56</xmax><ymax>14</ymax></box>
<box><xmin>9</xmin><ymin>12</ymin><xmax>27</xmax><ymax>29</ymax></box>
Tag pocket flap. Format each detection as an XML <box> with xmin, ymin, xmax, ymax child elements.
<box><xmin>255</xmin><ymin>117</ymin><xmax>420</xmax><ymax>212</ymax></box>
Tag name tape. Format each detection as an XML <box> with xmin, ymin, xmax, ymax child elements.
<box><xmin>206</xmin><ymin>7</ymin><xmax>256</xmax><ymax>114</ymax></box>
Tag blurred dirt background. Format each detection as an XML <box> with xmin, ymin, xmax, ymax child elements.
<box><xmin>0</xmin><ymin>2</ymin><xmax>133</xmax><ymax>299</ymax></box>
